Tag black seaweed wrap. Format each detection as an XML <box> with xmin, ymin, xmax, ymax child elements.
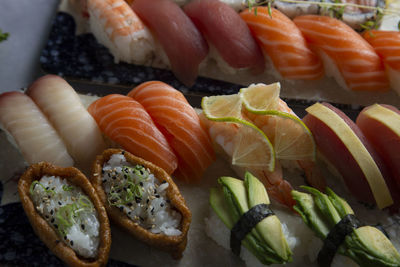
<box><xmin>230</xmin><ymin>203</ymin><xmax>274</xmax><ymax>256</ymax></box>
<box><xmin>317</xmin><ymin>214</ymin><xmax>364</xmax><ymax>267</ymax></box>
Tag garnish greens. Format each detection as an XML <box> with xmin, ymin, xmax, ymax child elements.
<box><xmin>0</xmin><ymin>29</ymin><xmax>9</xmax><ymax>43</ymax></box>
<box><xmin>107</xmin><ymin>165</ymin><xmax>149</xmax><ymax>206</ymax></box>
<box><xmin>30</xmin><ymin>181</ymin><xmax>56</xmax><ymax>195</ymax></box>
<box><xmin>245</xmin><ymin>0</ymin><xmax>400</xmax><ymax>30</ymax></box>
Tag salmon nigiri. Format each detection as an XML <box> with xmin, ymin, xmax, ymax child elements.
<box><xmin>184</xmin><ymin>0</ymin><xmax>265</xmax><ymax>74</ymax></box>
<box><xmin>131</xmin><ymin>0</ymin><xmax>209</xmax><ymax>86</ymax></box>
<box><xmin>128</xmin><ymin>81</ymin><xmax>215</xmax><ymax>183</ymax></box>
<box><xmin>88</xmin><ymin>94</ymin><xmax>178</xmax><ymax>174</ymax></box>
<box><xmin>363</xmin><ymin>30</ymin><xmax>400</xmax><ymax>95</ymax></box>
<box><xmin>0</xmin><ymin>92</ymin><xmax>73</xmax><ymax>167</ymax></box>
<box><xmin>240</xmin><ymin>7</ymin><xmax>323</xmax><ymax>80</ymax></box>
<box><xmin>26</xmin><ymin>75</ymin><xmax>106</xmax><ymax>173</ymax></box>
<box><xmin>293</xmin><ymin>15</ymin><xmax>389</xmax><ymax>91</ymax></box>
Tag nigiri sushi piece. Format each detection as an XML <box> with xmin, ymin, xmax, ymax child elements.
<box><xmin>131</xmin><ymin>0</ymin><xmax>209</xmax><ymax>86</ymax></box>
<box><xmin>128</xmin><ymin>81</ymin><xmax>215</xmax><ymax>183</ymax></box>
<box><xmin>293</xmin><ymin>15</ymin><xmax>389</xmax><ymax>91</ymax></box>
<box><xmin>201</xmin><ymin>116</ymin><xmax>295</xmax><ymax>208</ymax></box>
<box><xmin>303</xmin><ymin>102</ymin><xmax>394</xmax><ymax>210</ymax></box>
<box><xmin>92</xmin><ymin>149</ymin><xmax>191</xmax><ymax>259</ymax></box>
<box><xmin>88</xmin><ymin>94</ymin><xmax>178</xmax><ymax>175</ymax></box>
<box><xmin>0</xmin><ymin>91</ymin><xmax>73</xmax><ymax>167</ymax></box>
<box><xmin>87</xmin><ymin>0</ymin><xmax>154</xmax><ymax>65</ymax></box>
<box><xmin>240</xmin><ymin>7</ymin><xmax>323</xmax><ymax>80</ymax></box>
<box><xmin>184</xmin><ymin>0</ymin><xmax>265</xmax><ymax>74</ymax></box>
<box><xmin>26</xmin><ymin>75</ymin><xmax>106</xmax><ymax>173</ymax></box>
<box><xmin>363</xmin><ymin>30</ymin><xmax>400</xmax><ymax>95</ymax></box>
<box><xmin>18</xmin><ymin>162</ymin><xmax>111</xmax><ymax>266</ymax></box>
<box><xmin>357</xmin><ymin>104</ymin><xmax>400</xmax><ymax>196</ymax></box>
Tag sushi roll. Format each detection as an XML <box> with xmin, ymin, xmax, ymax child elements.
<box><xmin>91</xmin><ymin>149</ymin><xmax>191</xmax><ymax>259</ymax></box>
<box><xmin>18</xmin><ymin>162</ymin><xmax>111</xmax><ymax>267</ymax></box>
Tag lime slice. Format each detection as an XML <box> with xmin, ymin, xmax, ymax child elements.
<box><xmin>240</xmin><ymin>83</ymin><xmax>280</xmax><ymax>112</ymax></box>
<box><xmin>261</xmin><ymin>110</ymin><xmax>316</xmax><ymax>161</ymax></box>
<box><xmin>202</xmin><ymin>94</ymin><xmax>242</xmax><ymax>120</ymax></box>
<box><xmin>202</xmin><ymin>95</ymin><xmax>275</xmax><ymax>171</ymax></box>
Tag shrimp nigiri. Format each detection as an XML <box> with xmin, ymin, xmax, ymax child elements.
<box><xmin>240</xmin><ymin>7</ymin><xmax>323</xmax><ymax>80</ymax></box>
<box><xmin>184</xmin><ymin>0</ymin><xmax>265</xmax><ymax>74</ymax></box>
<box><xmin>131</xmin><ymin>0</ymin><xmax>209</xmax><ymax>86</ymax></box>
<box><xmin>0</xmin><ymin>91</ymin><xmax>73</xmax><ymax>167</ymax></box>
<box><xmin>87</xmin><ymin>0</ymin><xmax>154</xmax><ymax>65</ymax></box>
<box><xmin>363</xmin><ymin>30</ymin><xmax>400</xmax><ymax>96</ymax></box>
<box><xmin>293</xmin><ymin>15</ymin><xmax>389</xmax><ymax>91</ymax></box>
<box><xmin>128</xmin><ymin>81</ymin><xmax>215</xmax><ymax>183</ymax></box>
<box><xmin>26</xmin><ymin>75</ymin><xmax>106</xmax><ymax>173</ymax></box>
<box><xmin>201</xmin><ymin>116</ymin><xmax>295</xmax><ymax>208</ymax></box>
<box><xmin>88</xmin><ymin>94</ymin><xmax>178</xmax><ymax>175</ymax></box>
<box><xmin>243</xmin><ymin>98</ymin><xmax>326</xmax><ymax>191</ymax></box>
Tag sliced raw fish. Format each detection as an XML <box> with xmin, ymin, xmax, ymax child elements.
<box><xmin>0</xmin><ymin>92</ymin><xmax>73</xmax><ymax>167</ymax></box>
<box><xmin>128</xmin><ymin>81</ymin><xmax>215</xmax><ymax>183</ymax></box>
<box><xmin>294</xmin><ymin>15</ymin><xmax>389</xmax><ymax>91</ymax></box>
<box><xmin>132</xmin><ymin>0</ymin><xmax>209</xmax><ymax>86</ymax></box>
<box><xmin>26</xmin><ymin>75</ymin><xmax>106</xmax><ymax>172</ymax></box>
<box><xmin>184</xmin><ymin>0</ymin><xmax>265</xmax><ymax>73</ymax></box>
<box><xmin>241</xmin><ymin>7</ymin><xmax>323</xmax><ymax>80</ymax></box>
<box><xmin>88</xmin><ymin>94</ymin><xmax>178</xmax><ymax>174</ymax></box>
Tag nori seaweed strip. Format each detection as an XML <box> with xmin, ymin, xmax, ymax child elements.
<box><xmin>317</xmin><ymin>214</ymin><xmax>364</xmax><ymax>267</ymax></box>
<box><xmin>230</xmin><ymin>203</ymin><xmax>274</xmax><ymax>256</ymax></box>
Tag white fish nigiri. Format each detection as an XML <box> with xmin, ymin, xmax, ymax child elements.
<box><xmin>0</xmin><ymin>91</ymin><xmax>73</xmax><ymax>167</ymax></box>
<box><xmin>26</xmin><ymin>75</ymin><xmax>106</xmax><ymax>172</ymax></box>
<box><xmin>87</xmin><ymin>0</ymin><xmax>154</xmax><ymax>65</ymax></box>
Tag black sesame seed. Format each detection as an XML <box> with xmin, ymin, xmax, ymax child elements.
<box><xmin>139</xmin><ymin>216</ymin><xmax>144</xmax><ymax>221</ymax></box>
<box><xmin>161</xmin><ymin>181</ymin><xmax>167</xmax><ymax>184</ymax></box>
<box><xmin>46</xmin><ymin>187</ymin><xmax>49</xmax><ymax>190</ymax></box>
<box><xmin>102</xmin><ymin>169</ymin><xmax>105</xmax><ymax>174</ymax></box>
<box><xmin>139</xmin><ymin>182</ymin><xmax>143</xmax><ymax>186</ymax></box>
<box><xmin>135</xmin><ymin>197</ymin><xmax>141</xmax><ymax>203</ymax></box>
<box><xmin>155</xmin><ymin>194</ymin><xmax>160</xmax><ymax>198</ymax></box>
<box><xmin>102</xmin><ymin>179</ymin><xmax>106</xmax><ymax>183</ymax></box>
<box><xmin>45</xmin><ymin>215</ymin><xmax>49</xmax><ymax>219</ymax></box>
<box><xmin>128</xmin><ymin>211</ymin><xmax>131</xmax><ymax>215</ymax></box>
<box><xmin>154</xmin><ymin>189</ymin><xmax>157</xmax><ymax>194</ymax></box>
<box><xmin>122</xmin><ymin>151</ymin><xmax>125</xmax><ymax>155</ymax></box>
<box><xmin>119</xmin><ymin>206</ymin><xmax>124</xmax><ymax>212</ymax></box>
<box><xmin>113</xmin><ymin>176</ymin><xmax>117</xmax><ymax>180</ymax></box>
<box><xmin>54</xmin><ymin>224</ymin><xmax>58</xmax><ymax>229</ymax></box>
<box><xmin>127</xmin><ymin>203</ymin><xmax>133</xmax><ymax>207</ymax></box>
<box><xmin>146</xmin><ymin>199</ymin><xmax>149</xmax><ymax>204</ymax></box>
<box><xmin>124</xmin><ymin>174</ymin><xmax>127</xmax><ymax>179</ymax></box>
<box><xmin>64</xmin><ymin>236</ymin><xmax>67</xmax><ymax>240</ymax></box>
<box><xmin>117</xmin><ymin>189</ymin><xmax>122</xmax><ymax>193</ymax></box>
<box><xmin>81</xmin><ymin>224</ymin><xmax>85</xmax><ymax>230</ymax></box>
<box><xmin>151</xmin><ymin>207</ymin><xmax>154</xmax><ymax>212</ymax></box>
<box><xmin>70</xmin><ymin>240</ymin><xmax>74</xmax><ymax>246</ymax></box>
<box><xmin>58</xmin><ymin>201</ymin><xmax>62</xmax><ymax>205</ymax></box>
<box><xmin>160</xmin><ymin>203</ymin><xmax>164</xmax><ymax>207</ymax></box>
<box><xmin>50</xmin><ymin>210</ymin><xmax>54</xmax><ymax>215</ymax></box>
<box><xmin>51</xmin><ymin>218</ymin><xmax>55</xmax><ymax>223</ymax></box>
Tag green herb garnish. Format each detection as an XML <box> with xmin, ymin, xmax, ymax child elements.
<box><xmin>62</xmin><ymin>185</ymin><xmax>74</xmax><ymax>191</ymax></box>
<box><xmin>0</xmin><ymin>29</ymin><xmax>9</xmax><ymax>43</ymax></box>
<box><xmin>30</xmin><ymin>181</ymin><xmax>56</xmax><ymax>195</ymax></box>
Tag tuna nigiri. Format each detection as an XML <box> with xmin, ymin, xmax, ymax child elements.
<box><xmin>87</xmin><ymin>0</ymin><xmax>154</xmax><ymax>65</ymax></box>
<box><xmin>293</xmin><ymin>15</ymin><xmax>389</xmax><ymax>91</ymax></box>
<box><xmin>131</xmin><ymin>0</ymin><xmax>209</xmax><ymax>86</ymax></box>
<box><xmin>240</xmin><ymin>7</ymin><xmax>323</xmax><ymax>80</ymax></box>
<box><xmin>128</xmin><ymin>81</ymin><xmax>215</xmax><ymax>183</ymax></box>
<box><xmin>363</xmin><ymin>30</ymin><xmax>400</xmax><ymax>96</ymax></box>
<box><xmin>26</xmin><ymin>75</ymin><xmax>106</xmax><ymax>173</ymax></box>
<box><xmin>88</xmin><ymin>94</ymin><xmax>178</xmax><ymax>175</ymax></box>
<box><xmin>0</xmin><ymin>92</ymin><xmax>73</xmax><ymax>167</ymax></box>
<box><xmin>184</xmin><ymin>0</ymin><xmax>265</xmax><ymax>74</ymax></box>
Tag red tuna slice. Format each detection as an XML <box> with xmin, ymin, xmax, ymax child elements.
<box><xmin>357</xmin><ymin>104</ymin><xmax>400</xmax><ymax>211</ymax></box>
<box><xmin>132</xmin><ymin>0</ymin><xmax>208</xmax><ymax>87</ymax></box>
<box><xmin>303</xmin><ymin>102</ymin><xmax>393</xmax><ymax>209</ymax></box>
<box><xmin>184</xmin><ymin>0</ymin><xmax>265</xmax><ymax>73</ymax></box>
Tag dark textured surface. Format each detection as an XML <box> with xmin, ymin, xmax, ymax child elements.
<box><xmin>0</xmin><ymin>181</ymin><xmax>138</xmax><ymax>267</ymax></box>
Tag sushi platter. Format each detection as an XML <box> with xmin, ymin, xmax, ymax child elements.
<box><xmin>2</xmin><ymin>0</ymin><xmax>400</xmax><ymax>267</ymax></box>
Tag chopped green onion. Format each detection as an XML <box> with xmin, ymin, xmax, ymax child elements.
<box><xmin>0</xmin><ymin>29</ymin><xmax>9</xmax><ymax>43</ymax></box>
<box><xmin>62</xmin><ymin>185</ymin><xmax>74</xmax><ymax>191</ymax></box>
<box><xmin>30</xmin><ymin>181</ymin><xmax>55</xmax><ymax>195</ymax></box>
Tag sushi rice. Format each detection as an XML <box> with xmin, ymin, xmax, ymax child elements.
<box><xmin>102</xmin><ymin>153</ymin><xmax>182</xmax><ymax>236</ymax></box>
<box><xmin>30</xmin><ymin>176</ymin><xmax>100</xmax><ymax>258</ymax></box>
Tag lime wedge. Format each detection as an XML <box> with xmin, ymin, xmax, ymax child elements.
<box><xmin>202</xmin><ymin>95</ymin><xmax>275</xmax><ymax>171</ymax></box>
<box><xmin>240</xmin><ymin>83</ymin><xmax>280</xmax><ymax>112</ymax></box>
<box><xmin>240</xmin><ymin>83</ymin><xmax>316</xmax><ymax>161</ymax></box>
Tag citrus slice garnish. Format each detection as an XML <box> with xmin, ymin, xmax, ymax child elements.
<box><xmin>240</xmin><ymin>83</ymin><xmax>280</xmax><ymax>113</ymax></box>
<box><xmin>202</xmin><ymin>95</ymin><xmax>275</xmax><ymax>171</ymax></box>
<box><xmin>240</xmin><ymin>83</ymin><xmax>316</xmax><ymax>161</ymax></box>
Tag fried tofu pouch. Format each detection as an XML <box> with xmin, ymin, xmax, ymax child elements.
<box><xmin>91</xmin><ymin>148</ymin><xmax>191</xmax><ymax>259</ymax></box>
<box><xmin>18</xmin><ymin>162</ymin><xmax>111</xmax><ymax>267</ymax></box>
